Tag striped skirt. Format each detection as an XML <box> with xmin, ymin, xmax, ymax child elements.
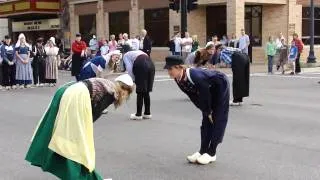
<box><xmin>45</xmin><ymin>55</ymin><xmax>58</xmax><ymax>80</ymax></box>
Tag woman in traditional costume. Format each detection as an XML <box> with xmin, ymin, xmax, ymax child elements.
<box><xmin>164</xmin><ymin>55</ymin><xmax>230</xmax><ymax>165</ymax></box>
<box><xmin>25</xmin><ymin>74</ymin><xmax>134</xmax><ymax>180</ymax></box>
<box><xmin>15</xmin><ymin>33</ymin><xmax>33</xmax><ymax>88</ymax></box>
<box><xmin>78</xmin><ymin>50</ymin><xmax>122</xmax><ymax>81</ymax></box>
<box><xmin>44</xmin><ymin>37</ymin><xmax>59</xmax><ymax>87</ymax></box>
<box><xmin>122</xmin><ymin>50</ymin><xmax>155</xmax><ymax>120</ymax></box>
<box><xmin>215</xmin><ymin>44</ymin><xmax>250</xmax><ymax>106</ymax></box>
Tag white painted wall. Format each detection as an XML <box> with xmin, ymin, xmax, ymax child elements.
<box><xmin>0</xmin><ymin>18</ymin><xmax>8</xmax><ymax>40</ymax></box>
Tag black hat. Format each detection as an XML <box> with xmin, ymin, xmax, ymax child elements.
<box><xmin>4</xmin><ymin>35</ymin><xmax>10</xmax><ymax>39</ymax></box>
<box><xmin>36</xmin><ymin>37</ymin><xmax>44</xmax><ymax>43</ymax></box>
<box><xmin>164</xmin><ymin>55</ymin><xmax>184</xmax><ymax>69</ymax></box>
<box><xmin>76</xmin><ymin>33</ymin><xmax>81</xmax><ymax>37</ymax></box>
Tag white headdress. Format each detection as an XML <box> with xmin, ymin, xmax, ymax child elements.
<box><xmin>49</xmin><ymin>37</ymin><xmax>56</xmax><ymax>45</ymax></box>
<box><xmin>102</xmin><ymin>50</ymin><xmax>122</xmax><ymax>64</ymax></box>
<box><xmin>15</xmin><ymin>33</ymin><xmax>31</xmax><ymax>48</ymax></box>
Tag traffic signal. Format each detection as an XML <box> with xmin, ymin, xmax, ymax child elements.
<box><xmin>187</xmin><ymin>0</ymin><xmax>198</xmax><ymax>12</ymax></box>
<box><xmin>169</xmin><ymin>0</ymin><xmax>180</xmax><ymax>13</ymax></box>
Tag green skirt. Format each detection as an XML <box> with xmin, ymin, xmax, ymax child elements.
<box><xmin>25</xmin><ymin>82</ymin><xmax>103</xmax><ymax>180</ymax></box>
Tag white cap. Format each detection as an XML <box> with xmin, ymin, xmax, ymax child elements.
<box><xmin>49</xmin><ymin>37</ymin><xmax>56</xmax><ymax>45</ymax></box>
<box><xmin>115</xmin><ymin>74</ymin><xmax>134</xmax><ymax>87</ymax></box>
<box><xmin>93</xmin><ymin>35</ymin><xmax>96</xmax><ymax>39</ymax></box>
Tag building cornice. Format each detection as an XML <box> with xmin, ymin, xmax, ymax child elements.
<box><xmin>68</xmin><ymin>0</ymin><xmax>98</xmax><ymax>5</ymax></box>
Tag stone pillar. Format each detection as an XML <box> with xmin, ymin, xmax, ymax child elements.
<box><xmin>96</xmin><ymin>0</ymin><xmax>105</xmax><ymax>39</ymax></box>
<box><xmin>105</xmin><ymin>12</ymin><xmax>110</xmax><ymax>40</ymax></box>
<box><xmin>187</xmin><ymin>6</ymin><xmax>206</xmax><ymax>46</ymax></box>
<box><xmin>287</xmin><ymin>0</ymin><xmax>302</xmax><ymax>42</ymax></box>
<box><xmin>169</xmin><ymin>10</ymin><xmax>181</xmax><ymax>38</ymax></box>
<box><xmin>129</xmin><ymin>0</ymin><xmax>139</xmax><ymax>38</ymax></box>
<box><xmin>69</xmin><ymin>3</ymin><xmax>76</xmax><ymax>42</ymax></box>
<box><xmin>139</xmin><ymin>9</ymin><xmax>144</xmax><ymax>32</ymax></box>
<box><xmin>227</xmin><ymin>0</ymin><xmax>244</xmax><ymax>38</ymax></box>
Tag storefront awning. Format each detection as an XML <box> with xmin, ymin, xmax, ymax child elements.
<box><xmin>0</xmin><ymin>0</ymin><xmax>60</xmax><ymax>18</ymax></box>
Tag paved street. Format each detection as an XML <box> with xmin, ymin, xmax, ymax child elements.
<box><xmin>0</xmin><ymin>69</ymin><xmax>320</xmax><ymax>180</ymax></box>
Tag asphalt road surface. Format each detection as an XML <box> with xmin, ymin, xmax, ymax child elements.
<box><xmin>0</xmin><ymin>71</ymin><xmax>320</xmax><ymax>180</ymax></box>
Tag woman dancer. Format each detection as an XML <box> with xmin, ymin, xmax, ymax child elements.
<box><xmin>78</xmin><ymin>50</ymin><xmax>122</xmax><ymax>81</ymax></box>
<box><xmin>215</xmin><ymin>45</ymin><xmax>250</xmax><ymax>106</ymax></box>
<box><xmin>15</xmin><ymin>33</ymin><xmax>33</xmax><ymax>88</ymax></box>
<box><xmin>123</xmin><ymin>50</ymin><xmax>155</xmax><ymax>120</ymax></box>
<box><xmin>25</xmin><ymin>74</ymin><xmax>134</xmax><ymax>180</ymax></box>
<box><xmin>45</xmin><ymin>37</ymin><xmax>59</xmax><ymax>87</ymax></box>
<box><xmin>164</xmin><ymin>55</ymin><xmax>230</xmax><ymax>165</ymax></box>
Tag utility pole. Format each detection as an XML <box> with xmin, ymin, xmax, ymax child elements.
<box><xmin>180</xmin><ymin>0</ymin><xmax>187</xmax><ymax>38</ymax></box>
<box><xmin>307</xmin><ymin>0</ymin><xmax>317</xmax><ymax>63</ymax></box>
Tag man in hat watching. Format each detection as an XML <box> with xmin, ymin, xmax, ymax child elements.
<box><xmin>32</xmin><ymin>37</ymin><xmax>46</xmax><ymax>87</ymax></box>
<box><xmin>72</xmin><ymin>33</ymin><xmax>87</xmax><ymax>81</ymax></box>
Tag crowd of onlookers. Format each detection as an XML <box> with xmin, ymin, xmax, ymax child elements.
<box><xmin>169</xmin><ymin>29</ymin><xmax>304</xmax><ymax>75</ymax></box>
<box><xmin>0</xmin><ymin>34</ymin><xmax>62</xmax><ymax>91</ymax></box>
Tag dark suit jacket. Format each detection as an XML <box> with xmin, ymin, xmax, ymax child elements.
<box><xmin>141</xmin><ymin>36</ymin><xmax>152</xmax><ymax>56</ymax></box>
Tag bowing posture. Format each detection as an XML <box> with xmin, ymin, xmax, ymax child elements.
<box><xmin>78</xmin><ymin>50</ymin><xmax>122</xmax><ymax>81</ymax></box>
<box><xmin>164</xmin><ymin>56</ymin><xmax>230</xmax><ymax>165</ymax></box>
<box><xmin>123</xmin><ymin>50</ymin><xmax>155</xmax><ymax>120</ymax></box>
<box><xmin>216</xmin><ymin>45</ymin><xmax>250</xmax><ymax>106</ymax></box>
<box><xmin>25</xmin><ymin>74</ymin><xmax>134</xmax><ymax>180</ymax></box>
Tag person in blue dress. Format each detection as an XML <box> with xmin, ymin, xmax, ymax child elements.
<box><xmin>215</xmin><ymin>44</ymin><xmax>250</xmax><ymax>106</ymax></box>
<box><xmin>15</xmin><ymin>33</ymin><xmax>33</xmax><ymax>88</ymax></box>
<box><xmin>78</xmin><ymin>50</ymin><xmax>122</xmax><ymax>81</ymax></box>
<box><xmin>164</xmin><ymin>55</ymin><xmax>230</xmax><ymax>165</ymax></box>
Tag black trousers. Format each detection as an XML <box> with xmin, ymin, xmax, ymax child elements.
<box><xmin>133</xmin><ymin>55</ymin><xmax>155</xmax><ymax>116</ymax></box>
<box><xmin>2</xmin><ymin>63</ymin><xmax>15</xmax><ymax>86</ymax></box>
<box><xmin>295</xmin><ymin>53</ymin><xmax>301</xmax><ymax>73</ymax></box>
<box><xmin>32</xmin><ymin>59</ymin><xmax>46</xmax><ymax>84</ymax></box>
<box><xmin>199</xmin><ymin>89</ymin><xmax>230</xmax><ymax>156</ymax></box>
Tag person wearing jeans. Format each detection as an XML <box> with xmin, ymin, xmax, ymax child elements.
<box><xmin>292</xmin><ymin>33</ymin><xmax>304</xmax><ymax>74</ymax></box>
<box><xmin>266</xmin><ymin>36</ymin><xmax>277</xmax><ymax>74</ymax></box>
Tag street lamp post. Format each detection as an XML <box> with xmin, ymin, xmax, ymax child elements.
<box><xmin>180</xmin><ymin>0</ymin><xmax>187</xmax><ymax>38</ymax></box>
<box><xmin>307</xmin><ymin>0</ymin><xmax>317</xmax><ymax>63</ymax></box>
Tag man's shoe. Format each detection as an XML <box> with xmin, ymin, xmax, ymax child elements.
<box><xmin>143</xmin><ymin>114</ymin><xmax>152</xmax><ymax>119</ymax></box>
<box><xmin>130</xmin><ymin>114</ymin><xmax>143</xmax><ymax>120</ymax></box>
<box><xmin>187</xmin><ymin>152</ymin><xmax>202</xmax><ymax>163</ymax></box>
<box><xmin>197</xmin><ymin>153</ymin><xmax>216</xmax><ymax>165</ymax></box>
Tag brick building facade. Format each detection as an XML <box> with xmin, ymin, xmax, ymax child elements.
<box><xmin>67</xmin><ymin>0</ymin><xmax>320</xmax><ymax>63</ymax></box>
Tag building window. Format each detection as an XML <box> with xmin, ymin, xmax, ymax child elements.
<box><xmin>144</xmin><ymin>8</ymin><xmax>169</xmax><ymax>47</ymax></box>
<box><xmin>79</xmin><ymin>14</ymin><xmax>96</xmax><ymax>44</ymax></box>
<box><xmin>302</xmin><ymin>7</ymin><xmax>320</xmax><ymax>45</ymax></box>
<box><xmin>206</xmin><ymin>6</ymin><xmax>227</xmax><ymax>42</ymax></box>
<box><xmin>245</xmin><ymin>6</ymin><xmax>262</xmax><ymax>46</ymax></box>
<box><xmin>109</xmin><ymin>11</ymin><xmax>130</xmax><ymax>40</ymax></box>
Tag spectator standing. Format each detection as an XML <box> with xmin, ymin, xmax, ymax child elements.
<box><xmin>206</xmin><ymin>35</ymin><xmax>219</xmax><ymax>47</ymax></box>
<box><xmin>239</xmin><ymin>29</ymin><xmax>250</xmax><ymax>55</ymax></box>
<box><xmin>291</xmin><ymin>33</ymin><xmax>304</xmax><ymax>74</ymax></box>
<box><xmin>0</xmin><ymin>41</ymin><xmax>3</xmax><ymax>90</ymax></box>
<box><xmin>278</xmin><ymin>39</ymin><xmax>289</xmax><ymax>74</ymax></box>
<box><xmin>32</xmin><ymin>38</ymin><xmax>46</xmax><ymax>87</ymax></box>
<box><xmin>173</xmin><ymin>32</ymin><xmax>182</xmax><ymax>56</ymax></box>
<box><xmin>89</xmin><ymin>35</ymin><xmax>98</xmax><ymax>55</ymax></box>
<box><xmin>140</xmin><ymin>29</ymin><xmax>152</xmax><ymax>56</ymax></box>
<box><xmin>131</xmin><ymin>35</ymin><xmax>140</xmax><ymax>51</ymax></box>
<box><xmin>1</xmin><ymin>35</ymin><xmax>15</xmax><ymax>90</ymax></box>
<box><xmin>45</xmin><ymin>37</ymin><xmax>59</xmax><ymax>87</ymax></box>
<box><xmin>118</xmin><ymin>33</ymin><xmax>125</xmax><ymax>46</ymax></box>
<box><xmin>15</xmin><ymin>33</ymin><xmax>33</xmax><ymax>88</ymax></box>
<box><xmin>108</xmin><ymin>34</ymin><xmax>118</xmax><ymax>52</ymax></box>
<box><xmin>266</xmin><ymin>36</ymin><xmax>277</xmax><ymax>74</ymax></box>
<box><xmin>71</xmin><ymin>33</ymin><xmax>87</xmax><ymax>81</ymax></box>
<box><xmin>100</xmin><ymin>38</ymin><xmax>109</xmax><ymax>56</ymax></box>
<box><xmin>181</xmin><ymin>32</ymin><xmax>193</xmax><ymax>60</ymax></box>
<box><xmin>191</xmin><ymin>35</ymin><xmax>199</xmax><ymax>53</ymax></box>
<box><xmin>228</xmin><ymin>33</ymin><xmax>238</xmax><ymax>48</ymax></box>
<box><xmin>288</xmin><ymin>41</ymin><xmax>298</xmax><ymax>75</ymax></box>
<box><xmin>123</xmin><ymin>33</ymin><xmax>132</xmax><ymax>48</ymax></box>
